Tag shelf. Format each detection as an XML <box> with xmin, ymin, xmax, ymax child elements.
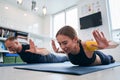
<box><xmin>0</xmin><ymin>37</ymin><xmax>6</xmax><ymax>41</ymax></box>
<box><xmin>17</xmin><ymin>38</ymin><xmax>28</xmax><ymax>44</ymax></box>
<box><xmin>0</xmin><ymin>37</ymin><xmax>28</xmax><ymax>43</ymax></box>
<box><xmin>0</xmin><ymin>27</ymin><xmax>29</xmax><ymax>43</ymax></box>
<box><xmin>0</xmin><ymin>49</ymin><xmax>9</xmax><ymax>53</ymax></box>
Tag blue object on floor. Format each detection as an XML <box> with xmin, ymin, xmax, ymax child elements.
<box><xmin>3</xmin><ymin>53</ymin><xmax>19</xmax><ymax>63</ymax></box>
<box><xmin>0</xmin><ymin>63</ymin><xmax>27</xmax><ymax>67</ymax></box>
<box><xmin>14</xmin><ymin>61</ymin><xmax>120</xmax><ymax>75</ymax></box>
<box><xmin>4</xmin><ymin>53</ymin><xmax>19</xmax><ymax>57</ymax></box>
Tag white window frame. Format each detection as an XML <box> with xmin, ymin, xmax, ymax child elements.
<box><xmin>107</xmin><ymin>0</ymin><xmax>120</xmax><ymax>42</ymax></box>
<box><xmin>51</xmin><ymin>6</ymin><xmax>78</xmax><ymax>39</ymax></box>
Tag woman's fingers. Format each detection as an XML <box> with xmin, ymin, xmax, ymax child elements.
<box><xmin>51</xmin><ymin>40</ymin><xmax>59</xmax><ymax>52</ymax></box>
<box><xmin>93</xmin><ymin>30</ymin><xmax>100</xmax><ymax>43</ymax></box>
<box><xmin>92</xmin><ymin>30</ymin><xmax>109</xmax><ymax>49</ymax></box>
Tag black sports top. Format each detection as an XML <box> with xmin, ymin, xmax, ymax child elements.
<box><xmin>68</xmin><ymin>42</ymin><xmax>96</xmax><ymax>66</ymax></box>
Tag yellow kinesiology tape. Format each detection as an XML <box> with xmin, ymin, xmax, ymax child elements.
<box><xmin>86</xmin><ymin>41</ymin><xmax>98</xmax><ymax>51</ymax></box>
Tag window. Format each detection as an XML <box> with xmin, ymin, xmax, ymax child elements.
<box><xmin>52</xmin><ymin>12</ymin><xmax>65</xmax><ymax>38</ymax></box>
<box><xmin>108</xmin><ymin>0</ymin><xmax>120</xmax><ymax>42</ymax></box>
<box><xmin>108</xmin><ymin>0</ymin><xmax>120</xmax><ymax>30</ymax></box>
<box><xmin>66</xmin><ymin>8</ymin><xmax>78</xmax><ymax>33</ymax></box>
<box><xmin>52</xmin><ymin>6</ymin><xmax>78</xmax><ymax>38</ymax></box>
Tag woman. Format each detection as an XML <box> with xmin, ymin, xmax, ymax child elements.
<box><xmin>52</xmin><ymin>25</ymin><xmax>119</xmax><ymax>66</ymax></box>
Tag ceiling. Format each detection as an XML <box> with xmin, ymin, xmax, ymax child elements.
<box><xmin>2</xmin><ymin>0</ymin><xmax>80</xmax><ymax>16</ymax></box>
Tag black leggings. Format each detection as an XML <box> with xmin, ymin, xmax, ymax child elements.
<box><xmin>95</xmin><ymin>51</ymin><xmax>115</xmax><ymax>65</ymax></box>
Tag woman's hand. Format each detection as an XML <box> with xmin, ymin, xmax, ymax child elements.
<box><xmin>92</xmin><ymin>30</ymin><xmax>109</xmax><ymax>49</ymax></box>
<box><xmin>51</xmin><ymin>40</ymin><xmax>65</xmax><ymax>53</ymax></box>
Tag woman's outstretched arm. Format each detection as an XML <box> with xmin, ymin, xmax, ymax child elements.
<box><xmin>92</xmin><ymin>30</ymin><xmax>119</xmax><ymax>49</ymax></box>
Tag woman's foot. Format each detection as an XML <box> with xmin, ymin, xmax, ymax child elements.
<box><xmin>108</xmin><ymin>55</ymin><xmax>115</xmax><ymax>63</ymax></box>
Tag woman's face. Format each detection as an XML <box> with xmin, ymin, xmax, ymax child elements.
<box><xmin>56</xmin><ymin>34</ymin><xmax>78</xmax><ymax>54</ymax></box>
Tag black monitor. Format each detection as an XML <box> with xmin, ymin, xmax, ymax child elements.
<box><xmin>80</xmin><ymin>11</ymin><xmax>102</xmax><ymax>29</ymax></box>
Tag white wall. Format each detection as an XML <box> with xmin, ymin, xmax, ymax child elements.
<box><xmin>42</xmin><ymin>15</ymin><xmax>51</xmax><ymax>36</ymax></box>
<box><xmin>78</xmin><ymin>0</ymin><xmax>111</xmax><ymax>41</ymax></box>
<box><xmin>0</xmin><ymin>1</ymin><xmax>53</xmax><ymax>51</ymax></box>
<box><xmin>0</xmin><ymin>1</ymin><xmax>43</xmax><ymax>35</ymax></box>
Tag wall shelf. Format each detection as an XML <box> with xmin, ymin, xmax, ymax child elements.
<box><xmin>0</xmin><ymin>37</ymin><xmax>6</xmax><ymax>41</ymax></box>
<box><xmin>0</xmin><ymin>26</ymin><xmax>29</xmax><ymax>43</ymax></box>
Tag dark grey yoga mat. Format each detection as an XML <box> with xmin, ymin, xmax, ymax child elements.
<box><xmin>14</xmin><ymin>61</ymin><xmax>120</xmax><ymax>75</ymax></box>
<box><xmin>0</xmin><ymin>63</ymin><xmax>27</xmax><ymax>67</ymax></box>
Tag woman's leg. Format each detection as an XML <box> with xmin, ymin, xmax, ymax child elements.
<box><xmin>95</xmin><ymin>51</ymin><xmax>115</xmax><ymax>65</ymax></box>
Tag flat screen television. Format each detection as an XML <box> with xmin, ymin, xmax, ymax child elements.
<box><xmin>80</xmin><ymin>11</ymin><xmax>102</xmax><ymax>29</ymax></box>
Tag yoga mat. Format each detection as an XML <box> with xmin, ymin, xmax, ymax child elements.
<box><xmin>0</xmin><ymin>63</ymin><xmax>27</xmax><ymax>67</ymax></box>
<box><xmin>14</xmin><ymin>61</ymin><xmax>120</xmax><ymax>75</ymax></box>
